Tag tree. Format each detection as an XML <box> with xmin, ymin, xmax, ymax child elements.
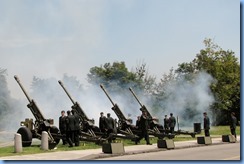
<box><xmin>134</xmin><ymin>62</ymin><xmax>157</xmax><ymax>95</ymax></box>
<box><xmin>87</xmin><ymin>61</ymin><xmax>139</xmax><ymax>92</ymax></box>
<box><xmin>176</xmin><ymin>38</ymin><xmax>240</xmax><ymax>125</ymax></box>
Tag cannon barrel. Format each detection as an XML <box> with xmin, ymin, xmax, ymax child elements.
<box><xmin>129</xmin><ymin>87</ymin><xmax>143</xmax><ymax>107</ymax></box>
<box><xmin>129</xmin><ymin>87</ymin><xmax>153</xmax><ymax>119</ymax></box>
<box><xmin>58</xmin><ymin>80</ymin><xmax>91</xmax><ymax>123</ymax></box>
<box><xmin>14</xmin><ymin>75</ymin><xmax>45</xmax><ymax>121</ymax></box>
<box><xmin>14</xmin><ymin>75</ymin><xmax>58</xmax><ymax>146</ymax></box>
<box><xmin>100</xmin><ymin>84</ymin><xmax>128</xmax><ymax>121</ymax></box>
<box><xmin>14</xmin><ymin>75</ymin><xmax>32</xmax><ymax>103</ymax></box>
<box><xmin>58</xmin><ymin>80</ymin><xmax>75</xmax><ymax>104</ymax></box>
<box><xmin>100</xmin><ymin>84</ymin><xmax>115</xmax><ymax>106</ymax></box>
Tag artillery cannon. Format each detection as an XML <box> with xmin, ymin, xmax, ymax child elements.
<box><xmin>129</xmin><ymin>87</ymin><xmax>196</xmax><ymax>138</ymax></box>
<box><xmin>129</xmin><ymin>87</ymin><xmax>175</xmax><ymax>139</ymax></box>
<box><xmin>58</xmin><ymin>80</ymin><xmax>106</xmax><ymax>144</ymax></box>
<box><xmin>14</xmin><ymin>75</ymin><xmax>60</xmax><ymax>148</ymax></box>
<box><xmin>100</xmin><ymin>84</ymin><xmax>139</xmax><ymax>141</ymax></box>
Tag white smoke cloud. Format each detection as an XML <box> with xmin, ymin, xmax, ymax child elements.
<box><xmin>0</xmin><ymin>0</ymin><xmax>108</xmax><ymax>99</ymax></box>
<box><xmin>155</xmin><ymin>71</ymin><xmax>215</xmax><ymax>129</ymax></box>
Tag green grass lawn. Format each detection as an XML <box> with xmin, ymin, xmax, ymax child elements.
<box><xmin>0</xmin><ymin>126</ymin><xmax>240</xmax><ymax>157</ymax></box>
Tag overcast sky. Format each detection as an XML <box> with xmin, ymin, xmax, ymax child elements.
<box><xmin>0</xmin><ymin>0</ymin><xmax>240</xmax><ymax>99</ymax></box>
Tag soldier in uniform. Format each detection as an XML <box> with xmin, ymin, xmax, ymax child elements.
<box><xmin>203</xmin><ymin>112</ymin><xmax>210</xmax><ymax>136</ymax></box>
<box><xmin>169</xmin><ymin>113</ymin><xmax>176</xmax><ymax>134</ymax></box>
<box><xmin>66</xmin><ymin>110</ymin><xmax>75</xmax><ymax>147</ymax></box>
<box><xmin>71</xmin><ymin>109</ymin><xmax>80</xmax><ymax>146</ymax></box>
<box><xmin>136</xmin><ymin>110</ymin><xmax>152</xmax><ymax>145</ymax></box>
<box><xmin>99</xmin><ymin>112</ymin><xmax>106</xmax><ymax>133</ymax></box>
<box><xmin>164</xmin><ymin>115</ymin><xmax>169</xmax><ymax>130</ymax></box>
<box><xmin>136</xmin><ymin>116</ymin><xmax>141</xmax><ymax>129</ymax></box>
<box><xmin>230</xmin><ymin>112</ymin><xmax>237</xmax><ymax>140</ymax></box>
<box><xmin>59</xmin><ymin>110</ymin><xmax>67</xmax><ymax>145</ymax></box>
<box><xmin>105</xmin><ymin>113</ymin><xmax>115</xmax><ymax>143</ymax></box>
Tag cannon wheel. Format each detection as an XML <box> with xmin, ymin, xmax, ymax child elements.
<box><xmin>50</xmin><ymin>126</ymin><xmax>60</xmax><ymax>145</ymax></box>
<box><xmin>17</xmin><ymin>127</ymin><xmax>32</xmax><ymax>147</ymax></box>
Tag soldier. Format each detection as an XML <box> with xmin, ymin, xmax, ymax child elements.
<box><xmin>66</xmin><ymin>110</ymin><xmax>75</xmax><ymax>147</ymax></box>
<box><xmin>203</xmin><ymin>112</ymin><xmax>210</xmax><ymax>136</ymax></box>
<box><xmin>105</xmin><ymin>113</ymin><xmax>115</xmax><ymax>143</ymax></box>
<box><xmin>164</xmin><ymin>115</ymin><xmax>169</xmax><ymax>130</ymax></box>
<box><xmin>136</xmin><ymin>110</ymin><xmax>152</xmax><ymax>145</ymax></box>
<box><xmin>99</xmin><ymin>112</ymin><xmax>106</xmax><ymax>133</ymax></box>
<box><xmin>136</xmin><ymin>116</ymin><xmax>141</xmax><ymax>129</ymax></box>
<box><xmin>230</xmin><ymin>112</ymin><xmax>237</xmax><ymax>140</ymax></box>
<box><xmin>169</xmin><ymin>113</ymin><xmax>176</xmax><ymax>134</ymax></box>
<box><xmin>59</xmin><ymin>110</ymin><xmax>67</xmax><ymax>145</ymax></box>
<box><xmin>71</xmin><ymin>109</ymin><xmax>80</xmax><ymax>146</ymax></box>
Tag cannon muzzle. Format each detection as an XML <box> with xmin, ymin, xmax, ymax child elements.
<box><xmin>14</xmin><ymin>75</ymin><xmax>32</xmax><ymax>103</ymax></box>
<box><xmin>100</xmin><ymin>84</ymin><xmax>115</xmax><ymax>106</ymax></box>
<box><xmin>58</xmin><ymin>80</ymin><xmax>62</xmax><ymax>85</ymax></box>
<box><xmin>58</xmin><ymin>80</ymin><xmax>76</xmax><ymax>104</ymax></box>
<box><xmin>14</xmin><ymin>75</ymin><xmax>19</xmax><ymax>82</ymax></box>
<box><xmin>128</xmin><ymin>87</ymin><xmax>143</xmax><ymax>107</ymax></box>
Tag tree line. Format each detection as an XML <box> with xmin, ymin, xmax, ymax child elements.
<box><xmin>0</xmin><ymin>39</ymin><xmax>240</xmax><ymax>129</ymax></box>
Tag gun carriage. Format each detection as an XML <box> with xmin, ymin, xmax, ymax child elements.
<box><xmin>58</xmin><ymin>80</ymin><xmax>106</xmax><ymax>144</ymax></box>
<box><xmin>129</xmin><ymin>87</ymin><xmax>197</xmax><ymax>138</ymax></box>
<box><xmin>14</xmin><ymin>75</ymin><xmax>60</xmax><ymax>149</ymax></box>
<box><xmin>129</xmin><ymin>87</ymin><xmax>175</xmax><ymax>139</ymax></box>
<box><xmin>100</xmin><ymin>84</ymin><xmax>141</xmax><ymax>142</ymax></box>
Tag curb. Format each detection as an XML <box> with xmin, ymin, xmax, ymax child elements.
<box><xmin>80</xmin><ymin>141</ymin><xmax>233</xmax><ymax>160</ymax></box>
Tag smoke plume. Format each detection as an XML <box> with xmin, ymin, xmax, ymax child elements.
<box><xmin>153</xmin><ymin>71</ymin><xmax>215</xmax><ymax>129</ymax></box>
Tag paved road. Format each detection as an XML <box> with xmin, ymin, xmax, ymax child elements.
<box><xmin>0</xmin><ymin>136</ymin><xmax>240</xmax><ymax>160</ymax></box>
<box><xmin>98</xmin><ymin>142</ymin><xmax>240</xmax><ymax>160</ymax></box>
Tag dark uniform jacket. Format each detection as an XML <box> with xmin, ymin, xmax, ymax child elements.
<box><xmin>136</xmin><ymin>120</ymin><xmax>140</xmax><ymax>128</ymax></box>
<box><xmin>164</xmin><ymin>118</ymin><xmax>169</xmax><ymax>129</ymax></box>
<box><xmin>105</xmin><ymin>117</ymin><xmax>115</xmax><ymax>130</ymax></box>
<box><xmin>204</xmin><ymin>116</ymin><xmax>210</xmax><ymax>130</ymax></box>
<box><xmin>230</xmin><ymin>115</ymin><xmax>237</xmax><ymax>129</ymax></box>
<box><xmin>169</xmin><ymin>116</ymin><xmax>176</xmax><ymax>128</ymax></box>
<box><xmin>139</xmin><ymin>115</ymin><xmax>149</xmax><ymax>130</ymax></box>
<box><xmin>59</xmin><ymin>116</ymin><xmax>67</xmax><ymax>132</ymax></box>
<box><xmin>66</xmin><ymin>115</ymin><xmax>76</xmax><ymax>131</ymax></box>
<box><xmin>99</xmin><ymin>116</ymin><xmax>106</xmax><ymax>130</ymax></box>
<box><xmin>73</xmin><ymin>113</ymin><xmax>80</xmax><ymax>131</ymax></box>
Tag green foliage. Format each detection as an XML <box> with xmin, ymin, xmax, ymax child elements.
<box><xmin>87</xmin><ymin>61</ymin><xmax>157</xmax><ymax>95</ymax></box>
<box><xmin>176</xmin><ymin>38</ymin><xmax>240</xmax><ymax>125</ymax></box>
<box><xmin>87</xmin><ymin>61</ymin><xmax>140</xmax><ymax>92</ymax></box>
<box><xmin>134</xmin><ymin>62</ymin><xmax>157</xmax><ymax>94</ymax></box>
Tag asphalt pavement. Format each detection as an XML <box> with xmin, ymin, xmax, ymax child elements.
<box><xmin>0</xmin><ymin>136</ymin><xmax>240</xmax><ymax>160</ymax></box>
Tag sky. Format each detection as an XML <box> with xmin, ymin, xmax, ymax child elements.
<box><xmin>0</xmin><ymin>0</ymin><xmax>240</xmax><ymax>99</ymax></box>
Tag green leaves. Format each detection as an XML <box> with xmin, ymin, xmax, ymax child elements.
<box><xmin>175</xmin><ymin>38</ymin><xmax>240</xmax><ymax>124</ymax></box>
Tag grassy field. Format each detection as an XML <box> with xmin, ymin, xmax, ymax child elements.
<box><xmin>0</xmin><ymin>126</ymin><xmax>240</xmax><ymax>157</ymax></box>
